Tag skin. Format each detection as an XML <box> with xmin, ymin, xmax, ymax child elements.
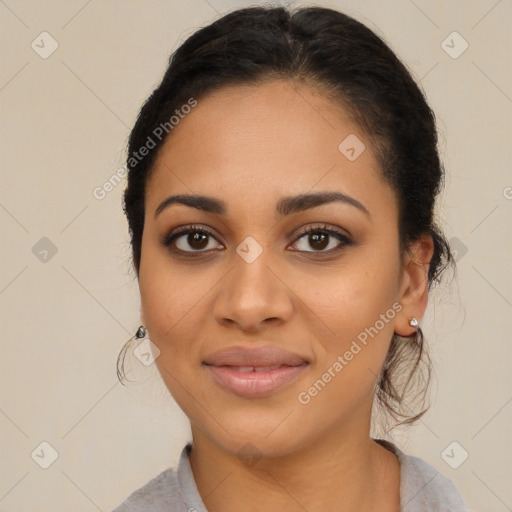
<box><xmin>138</xmin><ymin>78</ymin><xmax>434</xmax><ymax>512</ymax></box>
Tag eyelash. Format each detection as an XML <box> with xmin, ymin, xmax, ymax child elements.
<box><xmin>160</xmin><ymin>223</ymin><xmax>353</xmax><ymax>257</ymax></box>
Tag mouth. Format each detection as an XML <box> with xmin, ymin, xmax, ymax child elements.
<box><xmin>224</xmin><ymin>364</ymin><xmax>294</xmax><ymax>372</ymax></box>
<box><xmin>204</xmin><ymin>362</ymin><xmax>309</xmax><ymax>399</ymax></box>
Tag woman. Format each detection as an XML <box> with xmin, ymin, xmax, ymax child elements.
<box><xmin>113</xmin><ymin>5</ymin><xmax>468</xmax><ymax>511</ymax></box>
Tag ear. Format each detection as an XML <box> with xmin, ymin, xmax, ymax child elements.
<box><xmin>395</xmin><ymin>234</ymin><xmax>434</xmax><ymax>336</ymax></box>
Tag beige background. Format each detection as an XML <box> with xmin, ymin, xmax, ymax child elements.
<box><xmin>1</xmin><ymin>0</ymin><xmax>511</xmax><ymax>510</ymax></box>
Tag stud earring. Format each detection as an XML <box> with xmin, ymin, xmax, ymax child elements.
<box><xmin>135</xmin><ymin>326</ymin><xmax>147</xmax><ymax>339</ymax></box>
<box><xmin>409</xmin><ymin>317</ymin><xmax>419</xmax><ymax>330</ymax></box>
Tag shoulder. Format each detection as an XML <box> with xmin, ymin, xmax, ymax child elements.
<box><xmin>401</xmin><ymin>453</ymin><xmax>469</xmax><ymax>511</ymax></box>
<box><xmin>375</xmin><ymin>439</ymin><xmax>469</xmax><ymax>511</ymax></box>
<box><xmin>109</xmin><ymin>467</ymin><xmax>186</xmax><ymax>512</ymax></box>
<box><xmin>110</xmin><ymin>443</ymin><xmax>208</xmax><ymax>512</ymax></box>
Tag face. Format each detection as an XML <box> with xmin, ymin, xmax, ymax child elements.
<box><xmin>139</xmin><ymin>79</ymin><xmax>411</xmax><ymax>458</ymax></box>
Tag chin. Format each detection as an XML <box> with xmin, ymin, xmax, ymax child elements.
<box><xmin>194</xmin><ymin>407</ymin><xmax>311</xmax><ymax>461</ymax></box>
<box><xmin>217</xmin><ymin>431</ymin><xmax>301</xmax><ymax>462</ymax></box>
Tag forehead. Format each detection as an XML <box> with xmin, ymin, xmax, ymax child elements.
<box><xmin>146</xmin><ymin>79</ymin><xmax>394</xmax><ymax>220</ymax></box>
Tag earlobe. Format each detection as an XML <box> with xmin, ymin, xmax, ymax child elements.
<box><xmin>395</xmin><ymin>234</ymin><xmax>434</xmax><ymax>337</ymax></box>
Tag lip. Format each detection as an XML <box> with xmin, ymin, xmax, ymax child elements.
<box><xmin>206</xmin><ymin>363</ymin><xmax>308</xmax><ymax>399</ymax></box>
<box><xmin>203</xmin><ymin>346</ymin><xmax>309</xmax><ymax>399</ymax></box>
<box><xmin>203</xmin><ymin>345</ymin><xmax>309</xmax><ymax>367</ymax></box>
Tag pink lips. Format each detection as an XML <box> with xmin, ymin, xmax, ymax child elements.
<box><xmin>203</xmin><ymin>346</ymin><xmax>309</xmax><ymax>399</ymax></box>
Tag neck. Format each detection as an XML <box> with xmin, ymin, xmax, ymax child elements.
<box><xmin>188</xmin><ymin>421</ymin><xmax>400</xmax><ymax>512</ymax></box>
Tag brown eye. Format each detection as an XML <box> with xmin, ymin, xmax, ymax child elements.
<box><xmin>161</xmin><ymin>225</ymin><xmax>223</xmax><ymax>254</ymax></box>
<box><xmin>308</xmin><ymin>232</ymin><xmax>329</xmax><ymax>250</ymax></box>
<box><xmin>185</xmin><ymin>232</ymin><xmax>210</xmax><ymax>250</ymax></box>
<box><xmin>290</xmin><ymin>225</ymin><xmax>353</xmax><ymax>254</ymax></box>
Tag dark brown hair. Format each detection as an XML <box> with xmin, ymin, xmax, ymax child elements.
<box><xmin>119</xmin><ymin>5</ymin><xmax>456</xmax><ymax>429</ymax></box>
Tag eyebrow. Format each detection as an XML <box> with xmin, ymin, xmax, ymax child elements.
<box><xmin>154</xmin><ymin>191</ymin><xmax>370</xmax><ymax>219</ymax></box>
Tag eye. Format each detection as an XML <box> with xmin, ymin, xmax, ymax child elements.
<box><xmin>160</xmin><ymin>224</ymin><xmax>223</xmax><ymax>254</ymax></box>
<box><xmin>289</xmin><ymin>224</ymin><xmax>353</xmax><ymax>254</ymax></box>
<box><xmin>160</xmin><ymin>223</ymin><xmax>353</xmax><ymax>257</ymax></box>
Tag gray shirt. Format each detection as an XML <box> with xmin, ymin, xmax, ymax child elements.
<box><xmin>111</xmin><ymin>438</ymin><xmax>469</xmax><ymax>511</ymax></box>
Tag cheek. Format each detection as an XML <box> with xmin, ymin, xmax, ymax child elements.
<box><xmin>139</xmin><ymin>258</ymin><xmax>211</xmax><ymax>406</ymax></box>
<box><xmin>138</xmin><ymin>248</ymin><xmax>213</xmax><ymax>351</ymax></box>
<box><xmin>295</xmin><ymin>274</ymin><xmax>397</xmax><ymax>420</ymax></box>
<box><xmin>295</xmin><ymin>264</ymin><xmax>399</xmax><ymax>396</ymax></box>
<box><xmin>297</xmin><ymin>262</ymin><xmax>399</xmax><ymax>336</ymax></box>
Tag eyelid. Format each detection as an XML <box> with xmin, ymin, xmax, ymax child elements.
<box><xmin>287</xmin><ymin>223</ymin><xmax>353</xmax><ymax>253</ymax></box>
<box><xmin>291</xmin><ymin>223</ymin><xmax>351</xmax><ymax>242</ymax></box>
<box><xmin>161</xmin><ymin>222</ymin><xmax>353</xmax><ymax>254</ymax></box>
<box><xmin>159</xmin><ymin>224</ymin><xmax>223</xmax><ymax>249</ymax></box>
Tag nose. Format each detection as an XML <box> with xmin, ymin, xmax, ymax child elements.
<box><xmin>213</xmin><ymin>248</ymin><xmax>294</xmax><ymax>333</ymax></box>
